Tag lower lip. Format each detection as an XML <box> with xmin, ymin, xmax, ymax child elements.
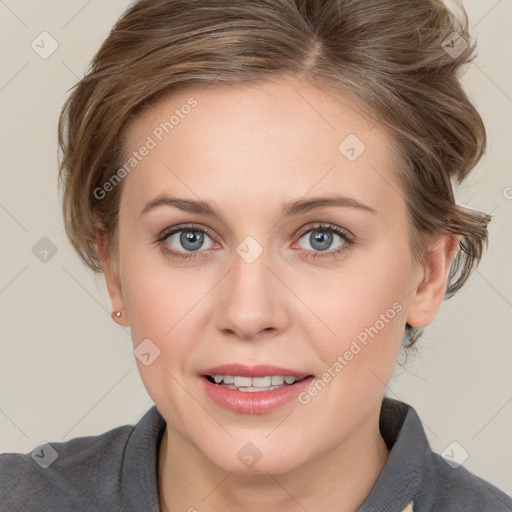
<box><xmin>200</xmin><ymin>375</ymin><xmax>315</xmax><ymax>414</ymax></box>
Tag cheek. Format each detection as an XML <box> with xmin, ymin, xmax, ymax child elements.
<box><xmin>310</xmin><ymin>248</ymin><xmax>410</xmax><ymax>327</ymax></box>
<box><xmin>123</xmin><ymin>266</ymin><xmax>205</xmax><ymax>343</ymax></box>
<box><xmin>118</xmin><ymin>228</ymin><xmax>201</xmax><ymax>334</ymax></box>
<box><xmin>302</xmin><ymin>244</ymin><xmax>412</xmax><ymax>372</ymax></box>
<box><xmin>120</xmin><ymin>265</ymin><xmax>208</xmax><ymax>408</ymax></box>
<box><xmin>119</xmin><ymin>248</ymin><xmax>221</xmax><ymax>393</ymax></box>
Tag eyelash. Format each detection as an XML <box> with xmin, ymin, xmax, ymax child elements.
<box><xmin>156</xmin><ymin>223</ymin><xmax>354</xmax><ymax>261</ymax></box>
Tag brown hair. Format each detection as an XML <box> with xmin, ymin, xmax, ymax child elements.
<box><xmin>58</xmin><ymin>0</ymin><xmax>491</xmax><ymax>349</ymax></box>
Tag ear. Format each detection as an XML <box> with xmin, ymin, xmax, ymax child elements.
<box><xmin>406</xmin><ymin>233</ymin><xmax>460</xmax><ymax>328</ymax></box>
<box><xmin>96</xmin><ymin>222</ymin><xmax>129</xmax><ymax>327</ymax></box>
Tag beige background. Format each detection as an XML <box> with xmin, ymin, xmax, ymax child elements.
<box><xmin>1</xmin><ymin>0</ymin><xmax>511</xmax><ymax>497</ymax></box>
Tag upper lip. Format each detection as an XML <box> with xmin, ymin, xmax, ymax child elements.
<box><xmin>201</xmin><ymin>364</ymin><xmax>312</xmax><ymax>379</ymax></box>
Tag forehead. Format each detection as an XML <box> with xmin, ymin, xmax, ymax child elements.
<box><xmin>120</xmin><ymin>77</ymin><xmax>403</xmax><ymax>217</ymax></box>
<box><xmin>124</xmin><ymin>77</ymin><xmax>391</xmax><ymax>154</ymax></box>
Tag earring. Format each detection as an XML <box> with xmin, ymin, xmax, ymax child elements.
<box><xmin>112</xmin><ymin>310</ymin><xmax>122</xmax><ymax>319</ymax></box>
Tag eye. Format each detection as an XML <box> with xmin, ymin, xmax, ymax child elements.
<box><xmin>294</xmin><ymin>223</ymin><xmax>353</xmax><ymax>259</ymax></box>
<box><xmin>157</xmin><ymin>224</ymin><xmax>217</xmax><ymax>260</ymax></box>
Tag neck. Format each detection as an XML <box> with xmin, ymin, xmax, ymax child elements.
<box><xmin>158</xmin><ymin>407</ymin><xmax>389</xmax><ymax>512</ymax></box>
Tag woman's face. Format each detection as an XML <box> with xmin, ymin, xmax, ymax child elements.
<box><xmin>104</xmin><ymin>77</ymin><xmax>437</xmax><ymax>474</ymax></box>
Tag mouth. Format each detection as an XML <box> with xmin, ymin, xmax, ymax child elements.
<box><xmin>200</xmin><ymin>371</ymin><xmax>316</xmax><ymax>414</ymax></box>
<box><xmin>199</xmin><ymin>364</ymin><xmax>315</xmax><ymax>413</ymax></box>
<box><xmin>203</xmin><ymin>374</ymin><xmax>311</xmax><ymax>392</ymax></box>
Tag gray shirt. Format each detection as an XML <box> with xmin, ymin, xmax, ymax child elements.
<box><xmin>1</xmin><ymin>398</ymin><xmax>511</xmax><ymax>511</ymax></box>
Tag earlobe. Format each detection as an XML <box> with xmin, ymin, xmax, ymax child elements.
<box><xmin>96</xmin><ymin>224</ymin><xmax>129</xmax><ymax>327</ymax></box>
<box><xmin>406</xmin><ymin>234</ymin><xmax>460</xmax><ymax>328</ymax></box>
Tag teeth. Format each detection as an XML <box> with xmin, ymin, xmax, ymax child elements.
<box><xmin>237</xmin><ymin>386</ymin><xmax>283</xmax><ymax>392</ymax></box>
<box><xmin>233</xmin><ymin>376</ymin><xmax>252</xmax><ymax>387</ymax></box>
<box><xmin>209</xmin><ymin>374</ymin><xmax>304</xmax><ymax>389</ymax></box>
<box><xmin>253</xmin><ymin>376</ymin><xmax>272</xmax><ymax>387</ymax></box>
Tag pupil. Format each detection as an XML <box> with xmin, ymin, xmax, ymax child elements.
<box><xmin>181</xmin><ymin>230</ymin><xmax>204</xmax><ymax>251</ymax></box>
<box><xmin>311</xmin><ymin>230</ymin><xmax>332</xmax><ymax>251</ymax></box>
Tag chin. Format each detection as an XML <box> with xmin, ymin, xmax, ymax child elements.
<box><xmin>202</xmin><ymin>441</ymin><xmax>307</xmax><ymax>476</ymax></box>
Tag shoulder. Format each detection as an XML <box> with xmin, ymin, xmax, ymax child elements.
<box><xmin>372</xmin><ymin>398</ymin><xmax>512</xmax><ymax>512</ymax></box>
<box><xmin>425</xmin><ymin>451</ymin><xmax>512</xmax><ymax>511</ymax></box>
<box><xmin>0</xmin><ymin>422</ymin><xmax>135</xmax><ymax>512</ymax></box>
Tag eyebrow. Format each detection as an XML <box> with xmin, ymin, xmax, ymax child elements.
<box><xmin>140</xmin><ymin>194</ymin><xmax>377</xmax><ymax>220</ymax></box>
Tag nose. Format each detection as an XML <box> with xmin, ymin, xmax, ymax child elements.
<box><xmin>215</xmin><ymin>245</ymin><xmax>290</xmax><ymax>341</ymax></box>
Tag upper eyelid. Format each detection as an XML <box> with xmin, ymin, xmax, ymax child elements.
<box><xmin>158</xmin><ymin>223</ymin><xmax>215</xmax><ymax>240</ymax></box>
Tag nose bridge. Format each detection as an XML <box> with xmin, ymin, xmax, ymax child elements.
<box><xmin>216</xmin><ymin>235</ymin><xmax>288</xmax><ymax>339</ymax></box>
<box><xmin>232</xmin><ymin>238</ymin><xmax>274</xmax><ymax>312</ymax></box>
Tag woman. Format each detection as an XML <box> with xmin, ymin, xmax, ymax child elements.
<box><xmin>2</xmin><ymin>0</ymin><xmax>511</xmax><ymax>510</ymax></box>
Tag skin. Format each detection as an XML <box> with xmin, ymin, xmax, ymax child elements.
<box><xmin>98</xmin><ymin>76</ymin><xmax>459</xmax><ymax>512</ymax></box>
